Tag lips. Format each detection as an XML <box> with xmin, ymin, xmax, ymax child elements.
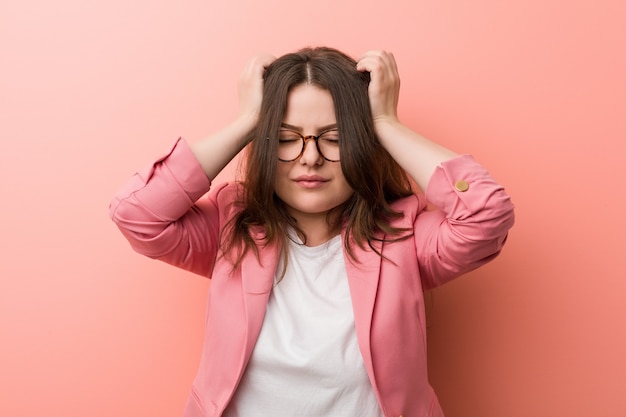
<box><xmin>293</xmin><ymin>175</ymin><xmax>329</xmax><ymax>189</ymax></box>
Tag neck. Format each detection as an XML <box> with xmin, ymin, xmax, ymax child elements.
<box><xmin>291</xmin><ymin>212</ymin><xmax>341</xmax><ymax>247</ymax></box>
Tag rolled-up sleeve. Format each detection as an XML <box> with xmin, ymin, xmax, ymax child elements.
<box><xmin>109</xmin><ymin>138</ymin><xmax>221</xmax><ymax>277</ymax></box>
<box><xmin>416</xmin><ymin>155</ymin><xmax>515</xmax><ymax>289</ymax></box>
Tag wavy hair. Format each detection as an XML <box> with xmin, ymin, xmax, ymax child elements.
<box><xmin>222</xmin><ymin>47</ymin><xmax>413</xmax><ymax>269</ymax></box>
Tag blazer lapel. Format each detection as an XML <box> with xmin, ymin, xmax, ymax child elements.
<box><xmin>239</xmin><ymin>237</ymin><xmax>281</xmax><ymax>360</ymax></box>
<box><xmin>235</xmin><ymin>230</ymin><xmax>382</xmax><ymax>382</ymax></box>
<box><xmin>342</xmin><ymin>233</ymin><xmax>382</xmax><ymax>377</ymax></box>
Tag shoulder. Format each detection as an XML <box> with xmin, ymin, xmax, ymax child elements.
<box><xmin>208</xmin><ymin>181</ymin><xmax>244</xmax><ymax>207</ymax></box>
<box><xmin>210</xmin><ymin>181</ymin><xmax>243</xmax><ymax>200</ymax></box>
<box><xmin>389</xmin><ymin>192</ymin><xmax>429</xmax><ymax>227</ymax></box>
<box><xmin>206</xmin><ymin>181</ymin><xmax>245</xmax><ymax>214</ymax></box>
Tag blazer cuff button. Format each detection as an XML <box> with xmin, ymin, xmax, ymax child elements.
<box><xmin>454</xmin><ymin>179</ymin><xmax>470</xmax><ymax>192</ymax></box>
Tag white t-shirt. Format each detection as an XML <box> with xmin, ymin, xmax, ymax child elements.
<box><xmin>223</xmin><ymin>233</ymin><xmax>383</xmax><ymax>417</ymax></box>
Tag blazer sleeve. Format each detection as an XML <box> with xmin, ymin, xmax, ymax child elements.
<box><xmin>414</xmin><ymin>154</ymin><xmax>515</xmax><ymax>290</ymax></box>
<box><xmin>108</xmin><ymin>138</ymin><xmax>229</xmax><ymax>278</ymax></box>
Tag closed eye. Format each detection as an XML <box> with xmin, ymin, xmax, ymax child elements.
<box><xmin>319</xmin><ymin>130</ymin><xmax>340</xmax><ymax>144</ymax></box>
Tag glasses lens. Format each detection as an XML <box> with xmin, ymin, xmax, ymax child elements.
<box><xmin>277</xmin><ymin>130</ymin><xmax>303</xmax><ymax>161</ymax></box>
<box><xmin>318</xmin><ymin>130</ymin><xmax>340</xmax><ymax>161</ymax></box>
<box><xmin>276</xmin><ymin>129</ymin><xmax>341</xmax><ymax>161</ymax></box>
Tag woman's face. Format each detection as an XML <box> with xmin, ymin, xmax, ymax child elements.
<box><xmin>274</xmin><ymin>84</ymin><xmax>354</xmax><ymax>224</ymax></box>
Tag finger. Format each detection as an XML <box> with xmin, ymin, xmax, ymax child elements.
<box><xmin>356</xmin><ymin>50</ymin><xmax>393</xmax><ymax>71</ymax></box>
<box><xmin>357</xmin><ymin>52</ymin><xmax>399</xmax><ymax>92</ymax></box>
<box><xmin>241</xmin><ymin>53</ymin><xmax>276</xmax><ymax>79</ymax></box>
<box><xmin>356</xmin><ymin>51</ymin><xmax>398</xmax><ymax>86</ymax></box>
<box><xmin>253</xmin><ymin>53</ymin><xmax>277</xmax><ymax>70</ymax></box>
<box><xmin>356</xmin><ymin>50</ymin><xmax>381</xmax><ymax>72</ymax></box>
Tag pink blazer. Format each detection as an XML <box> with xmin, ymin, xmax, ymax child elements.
<box><xmin>110</xmin><ymin>139</ymin><xmax>514</xmax><ymax>417</ymax></box>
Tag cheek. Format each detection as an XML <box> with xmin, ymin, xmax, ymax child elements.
<box><xmin>273</xmin><ymin>165</ymin><xmax>290</xmax><ymax>195</ymax></box>
<box><xmin>334</xmin><ymin>170</ymin><xmax>354</xmax><ymax>200</ymax></box>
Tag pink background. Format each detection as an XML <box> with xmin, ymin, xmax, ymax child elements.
<box><xmin>2</xmin><ymin>0</ymin><xmax>625</xmax><ymax>416</ymax></box>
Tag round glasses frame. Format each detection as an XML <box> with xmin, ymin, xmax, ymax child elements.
<box><xmin>276</xmin><ymin>128</ymin><xmax>341</xmax><ymax>162</ymax></box>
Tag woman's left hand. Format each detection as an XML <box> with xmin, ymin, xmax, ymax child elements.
<box><xmin>356</xmin><ymin>50</ymin><xmax>401</xmax><ymax>129</ymax></box>
<box><xmin>357</xmin><ymin>50</ymin><xmax>458</xmax><ymax>189</ymax></box>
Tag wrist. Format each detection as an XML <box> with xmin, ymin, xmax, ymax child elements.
<box><xmin>373</xmin><ymin>115</ymin><xmax>401</xmax><ymax>137</ymax></box>
<box><xmin>232</xmin><ymin>112</ymin><xmax>258</xmax><ymax>138</ymax></box>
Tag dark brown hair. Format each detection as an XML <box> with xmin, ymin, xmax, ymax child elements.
<box><xmin>222</xmin><ymin>47</ymin><xmax>413</xmax><ymax>269</ymax></box>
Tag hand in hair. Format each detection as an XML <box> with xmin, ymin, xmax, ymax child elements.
<box><xmin>357</xmin><ymin>50</ymin><xmax>458</xmax><ymax>191</ymax></box>
<box><xmin>356</xmin><ymin>50</ymin><xmax>401</xmax><ymax>128</ymax></box>
<box><xmin>237</xmin><ymin>53</ymin><xmax>276</xmax><ymax>127</ymax></box>
<box><xmin>189</xmin><ymin>53</ymin><xmax>275</xmax><ymax>180</ymax></box>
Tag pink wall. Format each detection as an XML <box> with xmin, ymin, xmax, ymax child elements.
<box><xmin>2</xmin><ymin>0</ymin><xmax>625</xmax><ymax>416</ymax></box>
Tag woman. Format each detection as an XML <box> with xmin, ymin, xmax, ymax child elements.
<box><xmin>110</xmin><ymin>47</ymin><xmax>514</xmax><ymax>417</ymax></box>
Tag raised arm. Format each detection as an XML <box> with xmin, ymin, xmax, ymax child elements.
<box><xmin>358</xmin><ymin>51</ymin><xmax>514</xmax><ymax>288</ymax></box>
<box><xmin>190</xmin><ymin>53</ymin><xmax>276</xmax><ymax>179</ymax></box>
<box><xmin>109</xmin><ymin>54</ymin><xmax>275</xmax><ymax>276</ymax></box>
<box><xmin>356</xmin><ymin>50</ymin><xmax>458</xmax><ymax>190</ymax></box>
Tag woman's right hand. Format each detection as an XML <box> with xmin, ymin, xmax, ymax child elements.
<box><xmin>237</xmin><ymin>53</ymin><xmax>276</xmax><ymax>129</ymax></box>
<box><xmin>190</xmin><ymin>53</ymin><xmax>275</xmax><ymax>179</ymax></box>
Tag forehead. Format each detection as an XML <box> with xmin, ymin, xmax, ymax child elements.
<box><xmin>282</xmin><ymin>84</ymin><xmax>336</xmax><ymax>131</ymax></box>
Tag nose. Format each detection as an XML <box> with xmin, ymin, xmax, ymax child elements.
<box><xmin>299</xmin><ymin>136</ymin><xmax>323</xmax><ymax>165</ymax></box>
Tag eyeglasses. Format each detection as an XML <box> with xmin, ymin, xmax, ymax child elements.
<box><xmin>277</xmin><ymin>128</ymin><xmax>341</xmax><ymax>162</ymax></box>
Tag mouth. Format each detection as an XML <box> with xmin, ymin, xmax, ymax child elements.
<box><xmin>293</xmin><ymin>175</ymin><xmax>329</xmax><ymax>189</ymax></box>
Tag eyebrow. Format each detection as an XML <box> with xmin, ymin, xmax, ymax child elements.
<box><xmin>280</xmin><ymin>123</ymin><xmax>338</xmax><ymax>132</ymax></box>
